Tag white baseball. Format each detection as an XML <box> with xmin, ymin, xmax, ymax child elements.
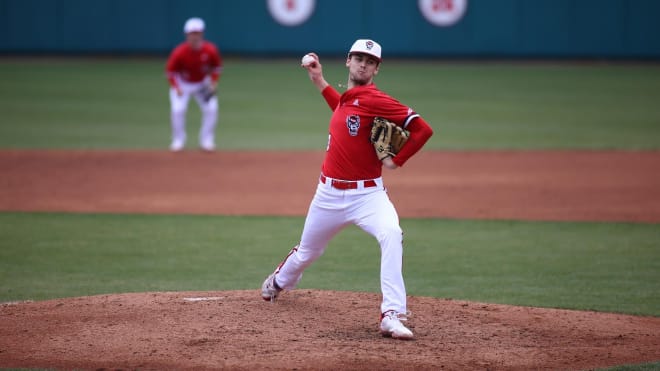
<box><xmin>301</xmin><ymin>54</ymin><xmax>316</xmax><ymax>66</ymax></box>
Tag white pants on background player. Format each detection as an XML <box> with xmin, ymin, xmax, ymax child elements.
<box><xmin>274</xmin><ymin>175</ymin><xmax>407</xmax><ymax>314</ymax></box>
<box><xmin>169</xmin><ymin>76</ymin><xmax>218</xmax><ymax>151</ymax></box>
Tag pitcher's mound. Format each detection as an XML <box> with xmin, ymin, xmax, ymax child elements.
<box><xmin>1</xmin><ymin>290</ymin><xmax>659</xmax><ymax>370</ymax></box>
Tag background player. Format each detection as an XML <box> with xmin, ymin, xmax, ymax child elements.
<box><xmin>166</xmin><ymin>17</ymin><xmax>223</xmax><ymax>152</ymax></box>
<box><xmin>261</xmin><ymin>39</ymin><xmax>434</xmax><ymax>339</ymax></box>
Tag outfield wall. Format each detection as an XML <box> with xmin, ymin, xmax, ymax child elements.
<box><xmin>1</xmin><ymin>0</ymin><xmax>659</xmax><ymax>58</ymax></box>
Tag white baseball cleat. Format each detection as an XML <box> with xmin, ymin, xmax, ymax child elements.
<box><xmin>261</xmin><ymin>273</ymin><xmax>282</xmax><ymax>302</ymax></box>
<box><xmin>380</xmin><ymin>310</ymin><xmax>414</xmax><ymax>340</ymax></box>
<box><xmin>200</xmin><ymin>141</ymin><xmax>216</xmax><ymax>152</ymax></box>
<box><xmin>170</xmin><ymin>139</ymin><xmax>185</xmax><ymax>152</ymax></box>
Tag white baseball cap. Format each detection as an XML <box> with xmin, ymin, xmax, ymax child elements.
<box><xmin>184</xmin><ymin>17</ymin><xmax>205</xmax><ymax>33</ymax></box>
<box><xmin>348</xmin><ymin>39</ymin><xmax>382</xmax><ymax>61</ymax></box>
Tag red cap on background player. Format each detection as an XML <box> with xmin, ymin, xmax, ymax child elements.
<box><xmin>348</xmin><ymin>39</ymin><xmax>382</xmax><ymax>61</ymax></box>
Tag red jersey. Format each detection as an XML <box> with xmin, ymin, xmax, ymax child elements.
<box><xmin>166</xmin><ymin>41</ymin><xmax>223</xmax><ymax>87</ymax></box>
<box><xmin>320</xmin><ymin>84</ymin><xmax>433</xmax><ymax>180</ymax></box>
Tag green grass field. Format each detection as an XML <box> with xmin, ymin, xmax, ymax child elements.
<box><xmin>1</xmin><ymin>58</ymin><xmax>659</xmax><ymax>370</ymax></box>
<box><xmin>1</xmin><ymin>213</ymin><xmax>658</xmax><ymax>317</ymax></box>
<box><xmin>1</xmin><ymin>58</ymin><xmax>660</xmax><ymax>150</ymax></box>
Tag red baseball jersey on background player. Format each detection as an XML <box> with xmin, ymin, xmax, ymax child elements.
<box><xmin>166</xmin><ymin>41</ymin><xmax>223</xmax><ymax>88</ymax></box>
<box><xmin>320</xmin><ymin>84</ymin><xmax>433</xmax><ymax>180</ymax></box>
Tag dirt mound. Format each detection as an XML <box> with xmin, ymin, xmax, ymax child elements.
<box><xmin>1</xmin><ymin>290</ymin><xmax>659</xmax><ymax>370</ymax></box>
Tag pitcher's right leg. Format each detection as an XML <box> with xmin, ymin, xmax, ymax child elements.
<box><xmin>261</xmin><ymin>187</ymin><xmax>346</xmax><ymax>299</ymax></box>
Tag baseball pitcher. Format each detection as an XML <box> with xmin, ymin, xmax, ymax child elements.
<box><xmin>261</xmin><ymin>39</ymin><xmax>434</xmax><ymax>340</ymax></box>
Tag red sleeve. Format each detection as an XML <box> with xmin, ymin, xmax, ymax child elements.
<box><xmin>392</xmin><ymin>116</ymin><xmax>434</xmax><ymax>167</ymax></box>
<box><xmin>210</xmin><ymin>44</ymin><xmax>223</xmax><ymax>82</ymax></box>
<box><xmin>321</xmin><ymin>86</ymin><xmax>341</xmax><ymax>111</ymax></box>
<box><xmin>166</xmin><ymin>46</ymin><xmax>181</xmax><ymax>88</ymax></box>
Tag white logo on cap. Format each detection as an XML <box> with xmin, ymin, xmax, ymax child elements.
<box><xmin>418</xmin><ymin>0</ymin><xmax>468</xmax><ymax>27</ymax></box>
<box><xmin>267</xmin><ymin>0</ymin><xmax>316</xmax><ymax>27</ymax></box>
<box><xmin>349</xmin><ymin>39</ymin><xmax>382</xmax><ymax>60</ymax></box>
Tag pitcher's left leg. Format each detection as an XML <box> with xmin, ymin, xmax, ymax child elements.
<box><xmin>353</xmin><ymin>191</ymin><xmax>407</xmax><ymax>314</ymax></box>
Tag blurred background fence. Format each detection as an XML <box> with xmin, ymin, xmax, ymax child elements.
<box><xmin>1</xmin><ymin>0</ymin><xmax>659</xmax><ymax>58</ymax></box>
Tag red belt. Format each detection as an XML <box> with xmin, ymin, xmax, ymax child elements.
<box><xmin>320</xmin><ymin>175</ymin><xmax>377</xmax><ymax>190</ymax></box>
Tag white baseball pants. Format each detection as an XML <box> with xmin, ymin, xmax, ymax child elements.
<box><xmin>274</xmin><ymin>175</ymin><xmax>408</xmax><ymax>315</ymax></box>
<box><xmin>169</xmin><ymin>77</ymin><xmax>218</xmax><ymax>149</ymax></box>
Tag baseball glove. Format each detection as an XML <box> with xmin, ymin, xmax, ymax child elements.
<box><xmin>200</xmin><ymin>84</ymin><xmax>216</xmax><ymax>102</ymax></box>
<box><xmin>370</xmin><ymin>117</ymin><xmax>410</xmax><ymax>160</ymax></box>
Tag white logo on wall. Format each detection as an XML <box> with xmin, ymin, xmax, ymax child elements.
<box><xmin>267</xmin><ymin>0</ymin><xmax>316</xmax><ymax>27</ymax></box>
<box><xmin>418</xmin><ymin>0</ymin><xmax>468</xmax><ymax>27</ymax></box>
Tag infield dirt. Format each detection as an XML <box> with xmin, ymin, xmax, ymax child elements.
<box><xmin>1</xmin><ymin>149</ymin><xmax>659</xmax><ymax>222</ymax></box>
